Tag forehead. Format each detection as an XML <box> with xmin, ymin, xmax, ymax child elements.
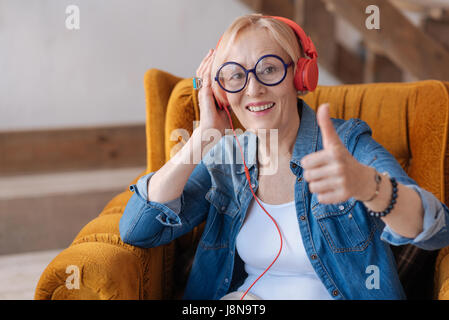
<box><xmin>224</xmin><ymin>27</ymin><xmax>289</xmax><ymax>67</ymax></box>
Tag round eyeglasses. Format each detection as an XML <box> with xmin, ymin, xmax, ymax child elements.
<box><xmin>215</xmin><ymin>54</ymin><xmax>293</xmax><ymax>93</ymax></box>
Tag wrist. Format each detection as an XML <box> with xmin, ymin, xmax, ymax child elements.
<box><xmin>355</xmin><ymin>166</ymin><xmax>381</xmax><ymax>202</ymax></box>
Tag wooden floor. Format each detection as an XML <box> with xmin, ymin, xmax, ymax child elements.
<box><xmin>0</xmin><ymin>249</ymin><xmax>63</xmax><ymax>300</ymax></box>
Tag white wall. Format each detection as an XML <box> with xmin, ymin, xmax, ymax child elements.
<box><xmin>0</xmin><ymin>0</ymin><xmax>340</xmax><ymax>132</ymax></box>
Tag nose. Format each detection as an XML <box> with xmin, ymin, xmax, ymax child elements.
<box><xmin>245</xmin><ymin>71</ymin><xmax>265</xmax><ymax>96</ymax></box>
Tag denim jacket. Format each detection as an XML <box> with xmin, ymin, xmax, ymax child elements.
<box><xmin>119</xmin><ymin>99</ymin><xmax>449</xmax><ymax>300</ymax></box>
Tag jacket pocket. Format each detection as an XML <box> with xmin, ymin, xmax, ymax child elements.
<box><xmin>199</xmin><ymin>187</ymin><xmax>240</xmax><ymax>249</ymax></box>
<box><xmin>311</xmin><ymin>196</ymin><xmax>376</xmax><ymax>253</ymax></box>
<box><xmin>205</xmin><ymin>187</ymin><xmax>240</xmax><ymax>218</ymax></box>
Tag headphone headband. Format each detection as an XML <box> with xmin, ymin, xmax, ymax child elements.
<box><xmin>263</xmin><ymin>15</ymin><xmax>318</xmax><ymax>60</ymax></box>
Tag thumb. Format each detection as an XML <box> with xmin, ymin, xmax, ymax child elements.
<box><xmin>317</xmin><ymin>103</ymin><xmax>341</xmax><ymax>149</ymax></box>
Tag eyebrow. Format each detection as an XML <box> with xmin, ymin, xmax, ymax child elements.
<box><xmin>224</xmin><ymin>53</ymin><xmax>286</xmax><ymax>67</ymax></box>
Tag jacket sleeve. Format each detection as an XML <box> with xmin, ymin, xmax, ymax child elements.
<box><xmin>119</xmin><ymin>159</ymin><xmax>212</xmax><ymax>248</ymax></box>
<box><xmin>350</xmin><ymin>119</ymin><xmax>449</xmax><ymax>251</ymax></box>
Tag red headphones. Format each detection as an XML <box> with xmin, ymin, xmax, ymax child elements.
<box><xmin>213</xmin><ymin>15</ymin><xmax>318</xmax><ymax>110</ymax></box>
<box><xmin>268</xmin><ymin>16</ymin><xmax>319</xmax><ymax>92</ymax></box>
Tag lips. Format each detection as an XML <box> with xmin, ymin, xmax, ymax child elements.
<box><xmin>246</xmin><ymin>103</ymin><xmax>275</xmax><ymax>112</ymax></box>
<box><xmin>245</xmin><ymin>101</ymin><xmax>275</xmax><ymax>109</ymax></box>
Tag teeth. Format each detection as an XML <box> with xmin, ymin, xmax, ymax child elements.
<box><xmin>247</xmin><ymin>103</ymin><xmax>275</xmax><ymax>112</ymax></box>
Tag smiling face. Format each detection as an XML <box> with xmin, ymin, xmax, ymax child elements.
<box><xmin>218</xmin><ymin>26</ymin><xmax>299</xmax><ymax>132</ymax></box>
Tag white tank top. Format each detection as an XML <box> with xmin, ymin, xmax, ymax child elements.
<box><xmin>235</xmin><ymin>195</ymin><xmax>332</xmax><ymax>300</ymax></box>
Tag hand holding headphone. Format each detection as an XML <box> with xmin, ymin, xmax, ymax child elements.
<box><xmin>194</xmin><ymin>49</ymin><xmax>232</xmax><ymax>135</ymax></box>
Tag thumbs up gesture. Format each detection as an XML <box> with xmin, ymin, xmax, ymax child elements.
<box><xmin>300</xmin><ymin>103</ymin><xmax>372</xmax><ymax>204</ymax></box>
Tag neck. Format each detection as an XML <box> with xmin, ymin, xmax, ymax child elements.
<box><xmin>256</xmin><ymin>111</ymin><xmax>300</xmax><ymax>171</ymax></box>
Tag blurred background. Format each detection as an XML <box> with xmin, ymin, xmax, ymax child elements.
<box><xmin>1</xmin><ymin>0</ymin><xmax>448</xmax><ymax>299</ymax></box>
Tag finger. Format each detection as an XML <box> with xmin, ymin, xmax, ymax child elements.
<box><xmin>196</xmin><ymin>49</ymin><xmax>213</xmax><ymax>77</ymax></box>
<box><xmin>196</xmin><ymin>50</ymin><xmax>210</xmax><ymax>76</ymax></box>
<box><xmin>198</xmin><ymin>54</ymin><xmax>213</xmax><ymax>87</ymax></box>
<box><xmin>317</xmin><ymin>103</ymin><xmax>342</xmax><ymax>149</ymax></box>
<box><xmin>303</xmin><ymin>163</ymin><xmax>341</xmax><ymax>182</ymax></box>
<box><xmin>316</xmin><ymin>189</ymin><xmax>346</xmax><ymax>204</ymax></box>
<box><xmin>196</xmin><ymin>52</ymin><xmax>212</xmax><ymax>78</ymax></box>
<box><xmin>309</xmin><ymin>177</ymin><xmax>342</xmax><ymax>194</ymax></box>
<box><xmin>202</xmin><ymin>50</ymin><xmax>215</xmax><ymax>87</ymax></box>
<box><xmin>300</xmin><ymin>149</ymin><xmax>331</xmax><ymax>169</ymax></box>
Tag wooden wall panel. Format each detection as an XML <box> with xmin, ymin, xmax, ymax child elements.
<box><xmin>0</xmin><ymin>124</ymin><xmax>146</xmax><ymax>176</ymax></box>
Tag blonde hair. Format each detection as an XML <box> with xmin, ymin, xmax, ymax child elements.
<box><xmin>212</xmin><ymin>13</ymin><xmax>306</xmax><ymax>96</ymax></box>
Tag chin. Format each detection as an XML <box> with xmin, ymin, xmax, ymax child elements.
<box><xmin>247</xmin><ymin>123</ymin><xmax>277</xmax><ymax>132</ymax></box>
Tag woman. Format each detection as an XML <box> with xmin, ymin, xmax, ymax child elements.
<box><xmin>119</xmin><ymin>14</ymin><xmax>449</xmax><ymax>300</ymax></box>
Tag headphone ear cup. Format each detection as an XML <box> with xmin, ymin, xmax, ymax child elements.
<box><xmin>302</xmin><ymin>59</ymin><xmax>319</xmax><ymax>91</ymax></box>
<box><xmin>294</xmin><ymin>58</ymin><xmax>319</xmax><ymax>92</ymax></box>
<box><xmin>294</xmin><ymin>57</ymin><xmax>307</xmax><ymax>91</ymax></box>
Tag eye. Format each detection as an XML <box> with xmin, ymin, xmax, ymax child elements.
<box><xmin>262</xmin><ymin>66</ymin><xmax>276</xmax><ymax>74</ymax></box>
<box><xmin>230</xmin><ymin>72</ymin><xmax>244</xmax><ymax>80</ymax></box>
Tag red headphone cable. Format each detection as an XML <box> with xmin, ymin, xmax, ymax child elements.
<box><xmin>219</xmin><ymin>104</ymin><xmax>283</xmax><ymax>300</ymax></box>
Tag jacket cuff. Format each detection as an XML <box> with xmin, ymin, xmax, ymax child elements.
<box><xmin>380</xmin><ymin>184</ymin><xmax>447</xmax><ymax>246</ymax></box>
<box><xmin>134</xmin><ymin>172</ymin><xmax>182</xmax><ymax>214</ymax></box>
<box><xmin>129</xmin><ymin>182</ymin><xmax>182</xmax><ymax>227</ymax></box>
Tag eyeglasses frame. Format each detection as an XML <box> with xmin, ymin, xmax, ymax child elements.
<box><xmin>214</xmin><ymin>54</ymin><xmax>294</xmax><ymax>94</ymax></box>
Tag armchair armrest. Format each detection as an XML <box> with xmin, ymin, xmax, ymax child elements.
<box><xmin>35</xmin><ymin>233</ymin><xmax>145</xmax><ymax>299</ymax></box>
<box><xmin>35</xmin><ymin>184</ymin><xmax>177</xmax><ymax>300</ymax></box>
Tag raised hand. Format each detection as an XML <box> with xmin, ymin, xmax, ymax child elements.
<box><xmin>195</xmin><ymin>49</ymin><xmax>230</xmax><ymax>135</ymax></box>
<box><xmin>300</xmin><ymin>103</ymin><xmax>372</xmax><ymax>204</ymax></box>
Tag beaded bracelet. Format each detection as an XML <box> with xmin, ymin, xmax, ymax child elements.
<box><xmin>367</xmin><ymin>175</ymin><xmax>398</xmax><ymax>218</ymax></box>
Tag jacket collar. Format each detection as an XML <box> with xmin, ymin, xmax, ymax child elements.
<box><xmin>236</xmin><ymin>98</ymin><xmax>318</xmax><ymax>175</ymax></box>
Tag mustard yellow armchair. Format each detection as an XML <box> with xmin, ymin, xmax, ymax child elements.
<box><xmin>35</xmin><ymin>69</ymin><xmax>449</xmax><ymax>300</ymax></box>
